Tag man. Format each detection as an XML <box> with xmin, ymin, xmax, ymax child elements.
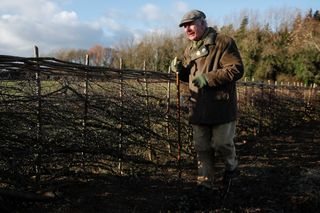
<box><xmin>171</xmin><ymin>10</ymin><xmax>244</xmax><ymax>190</ymax></box>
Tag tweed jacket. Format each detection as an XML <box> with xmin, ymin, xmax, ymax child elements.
<box><xmin>179</xmin><ymin>27</ymin><xmax>244</xmax><ymax>125</ymax></box>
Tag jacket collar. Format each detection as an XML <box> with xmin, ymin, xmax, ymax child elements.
<box><xmin>188</xmin><ymin>27</ymin><xmax>217</xmax><ymax>61</ymax></box>
<box><xmin>203</xmin><ymin>27</ymin><xmax>217</xmax><ymax>45</ymax></box>
<box><xmin>188</xmin><ymin>27</ymin><xmax>217</xmax><ymax>51</ymax></box>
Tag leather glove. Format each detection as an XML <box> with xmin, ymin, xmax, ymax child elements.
<box><xmin>170</xmin><ymin>57</ymin><xmax>182</xmax><ymax>73</ymax></box>
<box><xmin>192</xmin><ymin>74</ymin><xmax>208</xmax><ymax>88</ymax></box>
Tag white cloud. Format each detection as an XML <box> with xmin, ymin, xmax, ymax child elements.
<box><xmin>98</xmin><ymin>17</ymin><xmax>122</xmax><ymax>32</ymax></box>
<box><xmin>174</xmin><ymin>1</ymin><xmax>189</xmax><ymax>13</ymax></box>
<box><xmin>140</xmin><ymin>3</ymin><xmax>162</xmax><ymax>21</ymax></box>
<box><xmin>0</xmin><ymin>0</ymin><xmax>110</xmax><ymax>56</ymax></box>
<box><xmin>0</xmin><ymin>0</ymin><xmax>182</xmax><ymax>57</ymax></box>
<box><xmin>0</xmin><ymin>0</ymin><xmax>57</xmax><ymax>20</ymax></box>
<box><xmin>53</xmin><ymin>11</ymin><xmax>78</xmax><ymax>23</ymax></box>
<box><xmin>1</xmin><ymin>14</ymin><xmax>13</xmax><ymax>20</ymax></box>
<box><xmin>137</xmin><ymin>2</ymin><xmax>178</xmax><ymax>30</ymax></box>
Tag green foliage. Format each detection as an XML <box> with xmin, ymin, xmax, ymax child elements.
<box><xmin>237</xmin><ymin>16</ymin><xmax>249</xmax><ymax>39</ymax></box>
<box><xmin>220</xmin><ymin>24</ymin><xmax>235</xmax><ymax>35</ymax></box>
<box><xmin>291</xmin><ymin>49</ymin><xmax>320</xmax><ymax>84</ymax></box>
<box><xmin>238</xmin><ymin>29</ymin><xmax>269</xmax><ymax>78</ymax></box>
<box><xmin>313</xmin><ymin>10</ymin><xmax>320</xmax><ymax>21</ymax></box>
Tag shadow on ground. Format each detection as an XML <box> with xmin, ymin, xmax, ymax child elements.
<box><xmin>1</xmin><ymin>121</ymin><xmax>319</xmax><ymax>213</ymax></box>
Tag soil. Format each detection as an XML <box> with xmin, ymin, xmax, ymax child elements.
<box><xmin>2</xmin><ymin>121</ymin><xmax>320</xmax><ymax>213</ymax></box>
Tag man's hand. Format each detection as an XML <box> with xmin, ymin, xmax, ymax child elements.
<box><xmin>192</xmin><ymin>74</ymin><xmax>208</xmax><ymax>88</ymax></box>
<box><xmin>170</xmin><ymin>57</ymin><xmax>182</xmax><ymax>73</ymax></box>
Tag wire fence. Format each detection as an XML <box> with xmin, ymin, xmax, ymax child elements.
<box><xmin>0</xmin><ymin>53</ymin><xmax>319</xmax><ymax>197</ymax></box>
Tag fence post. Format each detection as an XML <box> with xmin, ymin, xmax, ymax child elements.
<box><xmin>308</xmin><ymin>83</ymin><xmax>313</xmax><ymax>104</ymax></box>
<box><xmin>83</xmin><ymin>55</ymin><xmax>89</xmax><ymax>142</ymax></box>
<box><xmin>118</xmin><ymin>58</ymin><xmax>123</xmax><ymax>175</ymax></box>
<box><xmin>244</xmin><ymin>77</ymin><xmax>248</xmax><ymax>107</ymax></box>
<box><xmin>166</xmin><ymin>66</ymin><xmax>172</xmax><ymax>154</ymax></box>
<box><xmin>80</xmin><ymin>55</ymin><xmax>90</xmax><ymax>174</ymax></box>
<box><xmin>143</xmin><ymin>61</ymin><xmax>153</xmax><ymax>161</ymax></box>
<box><xmin>258</xmin><ymin>82</ymin><xmax>264</xmax><ymax>135</ymax></box>
<box><xmin>251</xmin><ymin>78</ymin><xmax>255</xmax><ymax>107</ymax></box>
<box><xmin>34</xmin><ymin>45</ymin><xmax>42</xmax><ymax>184</ymax></box>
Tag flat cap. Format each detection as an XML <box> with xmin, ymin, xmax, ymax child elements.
<box><xmin>179</xmin><ymin>10</ymin><xmax>206</xmax><ymax>27</ymax></box>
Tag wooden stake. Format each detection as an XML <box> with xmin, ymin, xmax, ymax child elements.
<box><xmin>176</xmin><ymin>70</ymin><xmax>181</xmax><ymax>178</ymax></box>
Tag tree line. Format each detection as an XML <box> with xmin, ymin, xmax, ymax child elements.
<box><xmin>50</xmin><ymin>8</ymin><xmax>320</xmax><ymax>85</ymax></box>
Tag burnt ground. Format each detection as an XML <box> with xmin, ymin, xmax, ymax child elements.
<box><xmin>2</xmin><ymin>121</ymin><xmax>320</xmax><ymax>213</ymax></box>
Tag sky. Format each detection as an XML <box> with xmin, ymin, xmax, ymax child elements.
<box><xmin>1</xmin><ymin>0</ymin><xmax>319</xmax><ymax>57</ymax></box>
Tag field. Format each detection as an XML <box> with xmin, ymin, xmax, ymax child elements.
<box><xmin>0</xmin><ymin>56</ymin><xmax>319</xmax><ymax>212</ymax></box>
<box><xmin>2</xmin><ymin>121</ymin><xmax>319</xmax><ymax>213</ymax></box>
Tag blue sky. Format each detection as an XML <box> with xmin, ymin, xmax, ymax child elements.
<box><xmin>1</xmin><ymin>0</ymin><xmax>319</xmax><ymax>56</ymax></box>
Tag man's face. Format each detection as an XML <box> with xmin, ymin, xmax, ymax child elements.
<box><xmin>183</xmin><ymin>19</ymin><xmax>206</xmax><ymax>41</ymax></box>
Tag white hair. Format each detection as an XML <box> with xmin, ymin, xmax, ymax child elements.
<box><xmin>199</xmin><ymin>17</ymin><xmax>208</xmax><ymax>27</ymax></box>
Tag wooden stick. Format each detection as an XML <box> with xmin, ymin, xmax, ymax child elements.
<box><xmin>176</xmin><ymin>70</ymin><xmax>181</xmax><ymax>178</ymax></box>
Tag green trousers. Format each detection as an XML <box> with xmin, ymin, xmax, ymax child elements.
<box><xmin>192</xmin><ymin>121</ymin><xmax>238</xmax><ymax>186</ymax></box>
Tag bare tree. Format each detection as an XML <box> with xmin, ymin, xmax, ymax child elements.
<box><xmin>88</xmin><ymin>44</ymin><xmax>114</xmax><ymax>66</ymax></box>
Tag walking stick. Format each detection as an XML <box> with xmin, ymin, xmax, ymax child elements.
<box><xmin>175</xmin><ymin>66</ymin><xmax>182</xmax><ymax>178</ymax></box>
